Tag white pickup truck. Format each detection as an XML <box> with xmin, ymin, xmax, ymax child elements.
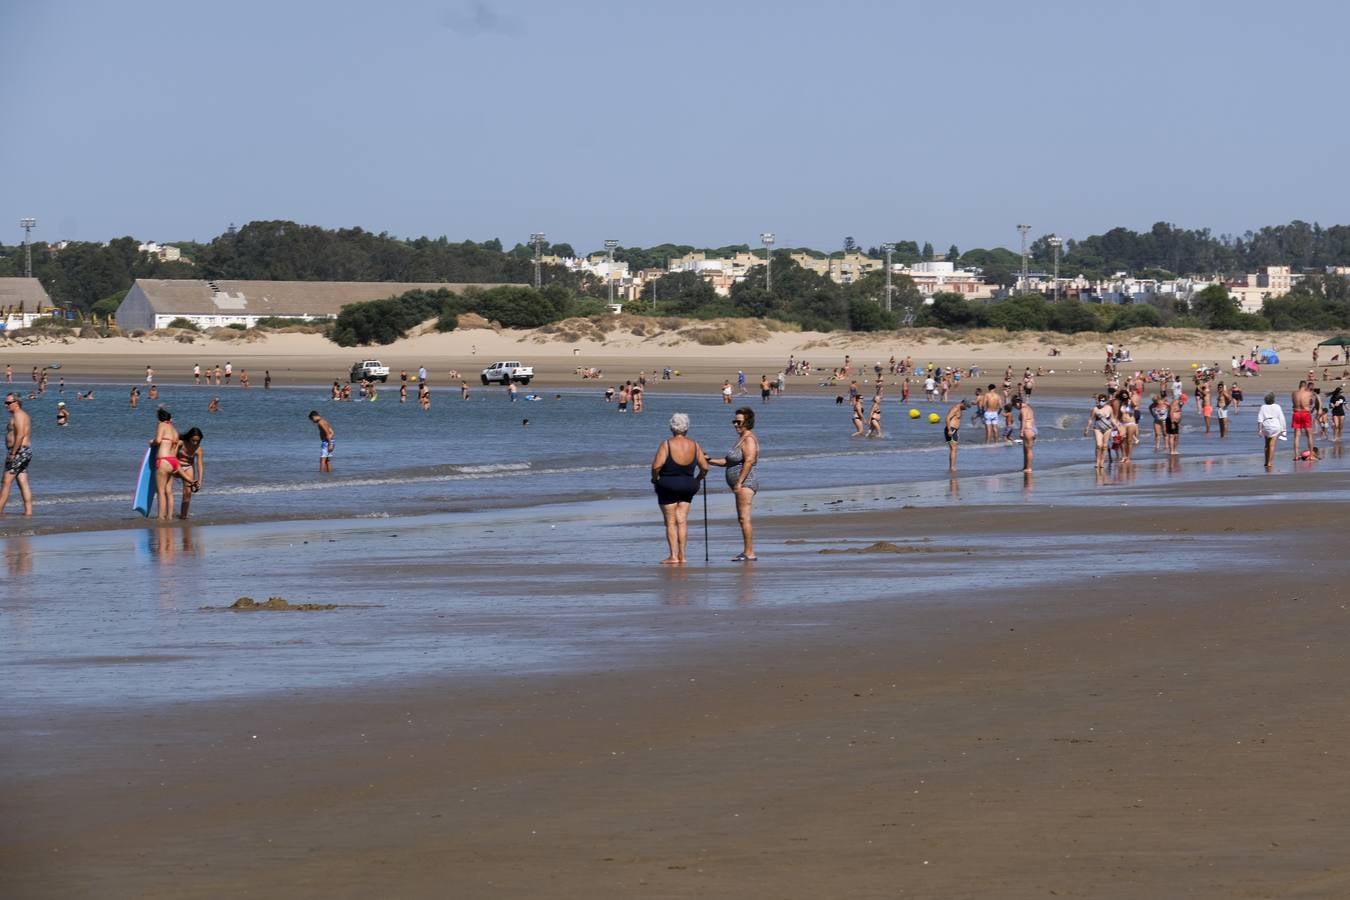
<box><xmin>480</xmin><ymin>361</ymin><xmax>534</xmax><ymax>385</ymax></box>
<box><xmin>349</xmin><ymin>359</ymin><xmax>391</xmax><ymax>382</ymax></box>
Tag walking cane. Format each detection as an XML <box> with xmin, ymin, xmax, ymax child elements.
<box><xmin>702</xmin><ymin>475</ymin><xmax>709</xmax><ymax>563</ymax></box>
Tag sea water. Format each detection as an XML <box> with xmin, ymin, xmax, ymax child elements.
<box><xmin>3</xmin><ymin>376</ymin><xmax>1346</xmax><ymax>712</ymax></box>
<box><xmin>0</xmin><ymin>378</ymin><xmax>1285</xmax><ymax>532</ymax></box>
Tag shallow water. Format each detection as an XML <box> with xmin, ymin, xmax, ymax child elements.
<box><xmin>0</xmin><ymin>377</ymin><xmax>1300</xmax><ymax>533</ymax></box>
<box><xmin>5</xmin><ymin>376</ymin><xmax>1347</xmax><ymax>714</ymax></box>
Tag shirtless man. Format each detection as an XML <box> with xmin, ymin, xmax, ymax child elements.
<box><xmin>1</xmin><ymin>393</ymin><xmax>34</xmax><ymax>516</ymax></box>
<box><xmin>309</xmin><ymin>410</ymin><xmax>335</xmax><ymax>473</ymax></box>
<box><xmin>1290</xmin><ymin>381</ymin><xmax>1316</xmax><ymax>460</ymax></box>
<box><xmin>945</xmin><ymin>399</ymin><xmax>970</xmax><ymax>471</ymax></box>
<box><xmin>981</xmin><ymin>383</ymin><xmax>1002</xmax><ymax>442</ymax></box>
<box><xmin>1014</xmin><ymin>396</ymin><xmax>1036</xmax><ymax>473</ymax></box>
<box><xmin>1216</xmin><ymin>382</ymin><xmax>1232</xmax><ymax>438</ymax></box>
<box><xmin>151</xmin><ymin>407</ymin><xmax>180</xmax><ymax>520</ymax></box>
<box><xmin>1165</xmin><ymin>392</ymin><xmax>1183</xmax><ymax>455</ymax></box>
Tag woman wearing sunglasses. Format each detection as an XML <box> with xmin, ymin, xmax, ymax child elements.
<box><xmin>709</xmin><ymin>407</ymin><xmax>759</xmax><ymax>561</ymax></box>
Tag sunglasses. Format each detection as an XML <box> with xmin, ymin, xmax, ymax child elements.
<box><xmin>732</xmin><ymin>420</ymin><xmax>746</xmax><ymax>426</ymax></box>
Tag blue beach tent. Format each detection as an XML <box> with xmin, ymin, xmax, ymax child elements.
<box><xmin>1258</xmin><ymin>349</ymin><xmax>1279</xmax><ymax>365</ymax></box>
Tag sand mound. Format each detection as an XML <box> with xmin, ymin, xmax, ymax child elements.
<box><xmin>223</xmin><ymin>596</ymin><xmax>338</xmax><ymax>611</ymax></box>
<box><xmin>819</xmin><ymin>541</ymin><xmax>932</xmax><ymax>555</ymax></box>
<box><xmin>530</xmin><ymin>314</ymin><xmax>798</xmax><ymax>346</ymax></box>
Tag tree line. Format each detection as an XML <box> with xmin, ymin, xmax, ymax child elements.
<box><xmin>3</xmin><ymin>219</ymin><xmax>1349</xmax><ymax>335</ymax></box>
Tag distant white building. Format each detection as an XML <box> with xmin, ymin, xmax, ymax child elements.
<box><xmin>115</xmin><ymin>279</ymin><xmax>512</xmax><ymax>331</ymax></box>
<box><xmin>0</xmin><ymin>278</ymin><xmax>58</xmax><ymax>330</ymax></box>
<box><xmin>138</xmin><ymin>242</ymin><xmax>182</xmax><ymax>262</ymax></box>
<box><xmin>899</xmin><ymin>261</ymin><xmax>992</xmax><ymax>299</ymax></box>
<box><xmin>1225</xmin><ymin>265</ymin><xmax>1300</xmax><ymax>313</ymax></box>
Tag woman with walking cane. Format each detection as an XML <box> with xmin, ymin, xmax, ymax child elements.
<box><xmin>650</xmin><ymin>412</ymin><xmax>710</xmax><ymax>565</ymax></box>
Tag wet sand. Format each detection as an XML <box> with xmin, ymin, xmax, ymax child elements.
<box><xmin>4</xmin><ymin>471</ymin><xmax>1350</xmax><ymax>898</ymax></box>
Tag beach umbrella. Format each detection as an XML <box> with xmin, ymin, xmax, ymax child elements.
<box><xmin>1316</xmin><ymin>335</ymin><xmax>1350</xmax><ymax>347</ymax></box>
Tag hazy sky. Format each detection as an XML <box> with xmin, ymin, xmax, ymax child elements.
<box><xmin>3</xmin><ymin>0</ymin><xmax>1346</xmax><ymax>256</ymax></box>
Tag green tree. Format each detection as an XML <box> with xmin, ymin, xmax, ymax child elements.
<box><xmin>332</xmin><ymin>288</ymin><xmax>459</xmax><ymax>346</ymax></box>
<box><xmin>1190</xmin><ymin>284</ymin><xmax>1242</xmax><ymax>329</ymax></box>
<box><xmin>847</xmin><ymin>298</ymin><xmax>897</xmax><ymax>331</ymax></box>
<box><xmin>1046</xmin><ymin>300</ymin><xmax>1102</xmax><ymax>333</ymax></box>
<box><xmin>987</xmin><ymin>294</ymin><xmax>1050</xmax><ymax>331</ymax></box>
<box><xmin>915</xmin><ymin>292</ymin><xmax>986</xmax><ymax>328</ymax></box>
<box><xmin>646</xmin><ymin>271</ymin><xmax>718</xmax><ymax>316</ymax></box>
<box><xmin>1104</xmin><ymin>304</ymin><xmax>1163</xmax><ymax>331</ymax></box>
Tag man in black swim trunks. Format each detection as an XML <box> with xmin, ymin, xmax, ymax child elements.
<box><xmin>945</xmin><ymin>399</ymin><xmax>970</xmax><ymax>472</ymax></box>
<box><xmin>2</xmin><ymin>393</ymin><xmax>34</xmax><ymax>516</ymax></box>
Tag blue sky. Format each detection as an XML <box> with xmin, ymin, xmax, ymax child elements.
<box><xmin>3</xmin><ymin>0</ymin><xmax>1346</xmax><ymax>256</ymax></box>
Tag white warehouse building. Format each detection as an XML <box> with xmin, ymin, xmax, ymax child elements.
<box><xmin>115</xmin><ymin>279</ymin><xmax>509</xmax><ymax>331</ymax></box>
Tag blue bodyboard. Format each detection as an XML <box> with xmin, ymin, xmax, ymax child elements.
<box><xmin>133</xmin><ymin>447</ymin><xmax>155</xmax><ymax>517</ymax></box>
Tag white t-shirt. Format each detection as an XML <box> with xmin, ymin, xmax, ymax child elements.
<box><xmin>1257</xmin><ymin>403</ymin><xmax>1286</xmax><ymax>437</ymax></box>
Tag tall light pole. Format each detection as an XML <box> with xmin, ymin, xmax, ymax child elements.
<box><xmin>1048</xmin><ymin>235</ymin><xmax>1063</xmax><ymax>302</ymax></box>
<box><xmin>529</xmin><ymin>232</ymin><xmax>546</xmax><ymax>290</ymax></box>
<box><xmin>604</xmin><ymin>239</ymin><xmax>619</xmax><ymax>307</ymax></box>
<box><xmin>19</xmin><ymin>218</ymin><xmax>36</xmax><ymax>279</ymax></box>
<box><xmin>1016</xmin><ymin>224</ymin><xmax>1031</xmax><ymax>294</ymax></box>
<box><xmin>881</xmin><ymin>242</ymin><xmax>895</xmax><ymax>311</ymax></box>
<box><xmin>760</xmin><ymin>232</ymin><xmax>775</xmax><ymax>292</ymax></box>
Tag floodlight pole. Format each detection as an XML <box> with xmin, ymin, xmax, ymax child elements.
<box><xmin>1017</xmin><ymin>224</ymin><xmax>1031</xmax><ymax>294</ymax></box>
<box><xmin>1048</xmin><ymin>235</ymin><xmax>1063</xmax><ymax>302</ymax></box>
<box><xmin>882</xmin><ymin>242</ymin><xmax>895</xmax><ymax>312</ymax></box>
<box><xmin>604</xmin><ymin>239</ymin><xmax>619</xmax><ymax>307</ymax></box>
<box><xmin>760</xmin><ymin>232</ymin><xmax>775</xmax><ymax>292</ymax></box>
<box><xmin>530</xmin><ymin>232</ymin><xmax>546</xmax><ymax>289</ymax></box>
<box><xmin>19</xmin><ymin>218</ymin><xmax>36</xmax><ymax>279</ymax></box>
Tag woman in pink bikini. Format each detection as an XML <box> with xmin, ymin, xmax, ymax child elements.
<box><xmin>151</xmin><ymin>407</ymin><xmax>181</xmax><ymax>520</ymax></box>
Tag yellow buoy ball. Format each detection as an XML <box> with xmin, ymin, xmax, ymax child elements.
<box><xmin>928</xmin><ymin>412</ymin><xmax>940</xmax><ymax>424</ymax></box>
<box><xmin>908</xmin><ymin>408</ymin><xmax>920</xmax><ymax>419</ymax></box>
<box><xmin>1190</xmin><ymin>362</ymin><xmax>1198</xmax><ymax>369</ymax></box>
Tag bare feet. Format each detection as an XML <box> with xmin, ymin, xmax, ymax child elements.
<box><xmin>659</xmin><ymin>557</ymin><xmax>680</xmax><ymax>565</ymax></box>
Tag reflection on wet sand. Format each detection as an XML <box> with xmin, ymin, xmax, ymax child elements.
<box><xmin>147</xmin><ymin>524</ymin><xmax>198</xmax><ymax>563</ymax></box>
<box><xmin>5</xmin><ymin>534</ymin><xmax>33</xmax><ymax>577</ymax></box>
<box><xmin>659</xmin><ymin>565</ymin><xmax>692</xmax><ymax>606</ymax></box>
<box><xmin>734</xmin><ymin>566</ymin><xmax>757</xmax><ymax>607</ymax></box>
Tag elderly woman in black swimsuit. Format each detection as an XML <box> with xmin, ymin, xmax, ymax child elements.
<box><xmin>709</xmin><ymin>406</ymin><xmax>760</xmax><ymax>561</ymax></box>
<box><xmin>651</xmin><ymin>412</ymin><xmax>710</xmax><ymax>564</ymax></box>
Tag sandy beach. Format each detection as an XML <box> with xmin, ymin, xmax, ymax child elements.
<box><xmin>3</xmin><ymin>321</ymin><xmax>1349</xmax><ymax>898</ymax></box>
<box><xmin>4</xmin><ymin>470</ymin><xmax>1350</xmax><ymax>898</ymax></box>
<box><xmin>1</xmin><ymin>319</ymin><xmax>1341</xmax><ymax>396</ymax></box>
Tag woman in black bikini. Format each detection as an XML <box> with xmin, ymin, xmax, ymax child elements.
<box><xmin>650</xmin><ymin>412</ymin><xmax>709</xmax><ymax>565</ymax></box>
<box><xmin>175</xmin><ymin>427</ymin><xmax>204</xmax><ymax>520</ymax></box>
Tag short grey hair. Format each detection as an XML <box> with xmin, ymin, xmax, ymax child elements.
<box><xmin>668</xmin><ymin>412</ymin><xmax>690</xmax><ymax>434</ymax></box>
